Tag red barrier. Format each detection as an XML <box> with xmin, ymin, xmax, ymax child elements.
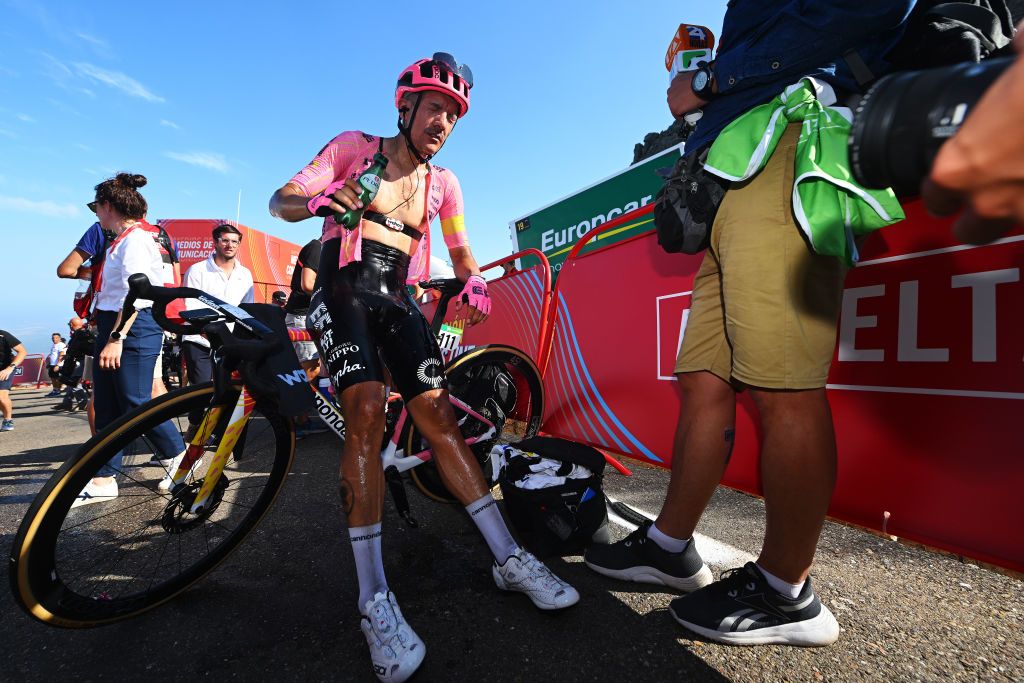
<box><xmin>10</xmin><ymin>355</ymin><xmax>46</xmax><ymax>389</ymax></box>
<box><xmin>419</xmin><ymin>250</ymin><xmax>552</xmax><ymax>365</ymax></box>
<box><xmin>540</xmin><ymin>199</ymin><xmax>1024</xmax><ymax>573</ymax></box>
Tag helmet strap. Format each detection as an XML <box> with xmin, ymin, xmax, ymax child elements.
<box><xmin>397</xmin><ymin>96</ymin><xmax>432</xmax><ymax>164</ymax></box>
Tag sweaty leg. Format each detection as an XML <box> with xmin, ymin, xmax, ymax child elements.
<box><xmin>339</xmin><ymin>381</ymin><xmax>390</xmax><ymax>612</ymax></box>
<box><xmin>749</xmin><ymin>387</ymin><xmax>837</xmax><ymax>584</ymax></box>
<box><xmin>406</xmin><ymin>389</ymin><xmax>518</xmax><ymax>563</ymax></box>
<box><xmin>654</xmin><ymin>371</ymin><xmax>737</xmax><ymax>540</ymax></box>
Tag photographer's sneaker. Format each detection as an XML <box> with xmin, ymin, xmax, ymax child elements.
<box><xmin>584</xmin><ymin>521</ymin><xmax>712</xmax><ymax>592</ymax></box>
<box><xmin>360</xmin><ymin>591</ymin><xmax>425</xmax><ymax>683</ymax></box>
<box><xmin>669</xmin><ymin>562</ymin><xmax>840</xmax><ymax>647</ymax></box>
<box><xmin>493</xmin><ymin>547</ymin><xmax>580</xmax><ymax>610</ymax></box>
<box><xmin>1</xmin><ymin>419</ymin><xmax>13</xmax><ymax>432</ymax></box>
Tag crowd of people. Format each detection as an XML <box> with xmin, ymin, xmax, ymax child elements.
<box><xmin>3</xmin><ymin>3</ymin><xmax>1024</xmax><ymax>681</ymax></box>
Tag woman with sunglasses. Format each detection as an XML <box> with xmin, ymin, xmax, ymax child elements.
<box><xmin>269</xmin><ymin>53</ymin><xmax>578</xmax><ymax>683</ymax></box>
<box><xmin>73</xmin><ymin>173</ymin><xmax>186</xmax><ymax>507</ymax></box>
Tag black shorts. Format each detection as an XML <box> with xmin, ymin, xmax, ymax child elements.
<box><xmin>308</xmin><ymin>238</ymin><xmax>447</xmax><ymax>401</ymax></box>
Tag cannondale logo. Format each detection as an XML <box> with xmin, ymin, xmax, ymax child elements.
<box><xmin>416</xmin><ymin>358</ymin><xmax>444</xmax><ymax>388</ymax></box>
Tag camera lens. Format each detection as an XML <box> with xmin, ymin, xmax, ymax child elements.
<box><xmin>849</xmin><ymin>57</ymin><xmax>1012</xmax><ymax>197</ymax></box>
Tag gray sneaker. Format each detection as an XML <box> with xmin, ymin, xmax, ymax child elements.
<box><xmin>584</xmin><ymin>520</ymin><xmax>712</xmax><ymax>592</ymax></box>
<box><xmin>1</xmin><ymin>419</ymin><xmax>13</xmax><ymax>432</ymax></box>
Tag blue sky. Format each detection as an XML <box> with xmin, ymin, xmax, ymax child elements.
<box><xmin>0</xmin><ymin>0</ymin><xmax>727</xmax><ymax>354</ymax></box>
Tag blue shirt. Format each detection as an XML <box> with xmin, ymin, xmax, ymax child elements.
<box><xmin>686</xmin><ymin>0</ymin><xmax>916</xmax><ymax>151</ymax></box>
<box><xmin>76</xmin><ymin>222</ymin><xmax>107</xmax><ymax>263</ymax></box>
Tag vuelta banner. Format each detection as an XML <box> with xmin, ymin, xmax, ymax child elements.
<box><xmin>509</xmin><ymin>145</ymin><xmax>681</xmax><ymax>279</ymax></box>
<box><xmin>158</xmin><ymin>219</ymin><xmax>301</xmax><ymax>302</ymax></box>
<box><xmin>541</xmin><ymin>200</ymin><xmax>1024</xmax><ymax>573</ymax></box>
<box><xmin>419</xmin><ymin>265</ymin><xmax>548</xmax><ymax>364</ymax></box>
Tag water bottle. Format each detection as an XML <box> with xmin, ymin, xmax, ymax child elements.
<box><xmin>335</xmin><ymin>153</ymin><xmax>389</xmax><ymax>229</ymax></box>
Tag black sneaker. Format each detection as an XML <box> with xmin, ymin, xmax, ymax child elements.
<box><xmin>669</xmin><ymin>562</ymin><xmax>839</xmax><ymax>647</ymax></box>
<box><xmin>583</xmin><ymin>521</ymin><xmax>712</xmax><ymax>591</ymax></box>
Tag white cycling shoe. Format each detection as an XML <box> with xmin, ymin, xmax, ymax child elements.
<box><xmin>493</xmin><ymin>547</ymin><xmax>580</xmax><ymax>610</ymax></box>
<box><xmin>361</xmin><ymin>591</ymin><xmax>426</xmax><ymax>683</ymax></box>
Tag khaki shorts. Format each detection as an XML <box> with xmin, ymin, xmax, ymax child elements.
<box><xmin>675</xmin><ymin>125</ymin><xmax>846</xmax><ymax>390</ymax></box>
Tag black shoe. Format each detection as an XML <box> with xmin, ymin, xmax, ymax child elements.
<box><xmin>668</xmin><ymin>562</ymin><xmax>839</xmax><ymax>647</ymax></box>
<box><xmin>584</xmin><ymin>521</ymin><xmax>712</xmax><ymax>591</ymax></box>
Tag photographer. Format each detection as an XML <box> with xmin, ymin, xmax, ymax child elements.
<box><xmin>926</xmin><ymin>22</ymin><xmax>1024</xmax><ymax>243</ymax></box>
<box><xmin>585</xmin><ymin>0</ymin><xmax>914</xmax><ymax>647</ymax></box>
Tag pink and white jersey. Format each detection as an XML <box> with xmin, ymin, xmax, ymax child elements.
<box><xmin>288</xmin><ymin>131</ymin><xmax>469</xmax><ymax>284</ymax></box>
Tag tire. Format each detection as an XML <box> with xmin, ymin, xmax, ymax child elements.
<box><xmin>9</xmin><ymin>382</ymin><xmax>294</xmax><ymax>628</ymax></box>
<box><xmin>407</xmin><ymin>345</ymin><xmax>544</xmax><ymax>503</ymax></box>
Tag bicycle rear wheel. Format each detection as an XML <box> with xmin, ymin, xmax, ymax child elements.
<box><xmin>406</xmin><ymin>345</ymin><xmax>544</xmax><ymax>503</ymax></box>
<box><xmin>9</xmin><ymin>382</ymin><xmax>293</xmax><ymax>627</ymax></box>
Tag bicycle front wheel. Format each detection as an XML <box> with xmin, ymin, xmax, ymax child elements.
<box><xmin>407</xmin><ymin>345</ymin><xmax>544</xmax><ymax>503</ymax></box>
<box><xmin>9</xmin><ymin>382</ymin><xmax>294</xmax><ymax>627</ymax></box>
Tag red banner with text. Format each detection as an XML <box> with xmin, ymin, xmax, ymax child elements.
<box><xmin>540</xmin><ymin>199</ymin><xmax>1024</xmax><ymax>573</ymax></box>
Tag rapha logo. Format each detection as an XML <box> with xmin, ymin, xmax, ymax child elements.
<box><xmin>333</xmin><ymin>358</ymin><xmax>365</xmax><ymax>382</ymax></box>
<box><xmin>276</xmin><ymin>369</ymin><xmax>307</xmax><ymax>387</ymax></box>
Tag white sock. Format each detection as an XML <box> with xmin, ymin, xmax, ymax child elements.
<box><xmin>756</xmin><ymin>563</ymin><xmax>805</xmax><ymax>599</ymax></box>
<box><xmin>465</xmin><ymin>493</ymin><xmax>519</xmax><ymax>565</ymax></box>
<box><xmin>647</xmin><ymin>522</ymin><xmax>690</xmax><ymax>553</ymax></box>
<box><xmin>348</xmin><ymin>523</ymin><xmax>388</xmax><ymax>613</ymax></box>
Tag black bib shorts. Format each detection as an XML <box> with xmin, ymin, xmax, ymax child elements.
<box><xmin>308</xmin><ymin>238</ymin><xmax>448</xmax><ymax>401</ymax></box>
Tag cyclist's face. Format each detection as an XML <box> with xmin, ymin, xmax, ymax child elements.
<box><xmin>406</xmin><ymin>91</ymin><xmax>459</xmax><ymax>154</ymax></box>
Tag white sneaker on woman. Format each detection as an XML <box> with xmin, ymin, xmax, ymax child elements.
<box><xmin>493</xmin><ymin>547</ymin><xmax>580</xmax><ymax>610</ymax></box>
<box><xmin>71</xmin><ymin>478</ymin><xmax>118</xmax><ymax>508</ymax></box>
<box><xmin>360</xmin><ymin>591</ymin><xmax>426</xmax><ymax>683</ymax></box>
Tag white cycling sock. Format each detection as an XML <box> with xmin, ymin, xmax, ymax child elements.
<box><xmin>349</xmin><ymin>523</ymin><xmax>389</xmax><ymax>613</ymax></box>
<box><xmin>465</xmin><ymin>493</ymin><xmax>519</xmax><ymax>565</ymax></box>
<box><xmin>756</xmin><ymin>563</ymin><xmax>805</xmax><ymax>599</ymax></box>
<box><xmin>647</xmin><ymin>522</ymin><xmax>690</xmax><ymax>553</ymax></box>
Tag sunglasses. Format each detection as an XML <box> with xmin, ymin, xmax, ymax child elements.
<box><xmin>87</xmin><ymin>201</ymin><xmax>98</xmax><ymax>213</ymax></box>
<box><xmin>431</xmin><ymin>52</ymin><xmax>473</xmax><ymax>89</ymax></box>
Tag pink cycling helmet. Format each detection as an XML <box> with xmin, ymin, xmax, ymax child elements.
<box><xmin>395</xmin><ymin>52</ymin><xmax>473</xmax><ymax>117</ymax></box>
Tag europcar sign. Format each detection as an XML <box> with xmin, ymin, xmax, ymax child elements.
<box><xmin>510</xmin><ymin>145</ymin><xmax>682</xmax><ymax>277</ymax></box>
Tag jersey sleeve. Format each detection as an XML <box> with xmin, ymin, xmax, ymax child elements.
<box><xmin>287</xmin><ymin>131</ymin><xmax>366</xmax><ymax>197</ymax></box>
<box><xmin>301</xmin><ymin>239</ymin><xmax>322</xmax><ymax>272</ymax></box>
<box><xmin>438</xmin><ymin>170</ymin><xmax>468</xmax><ymax>250</ymax></box>
<box><xmin>75</xmin><ymin>222</ymin><xmax>105</xmax><ymax>258</ymax></box>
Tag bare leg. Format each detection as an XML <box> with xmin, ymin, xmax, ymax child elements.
<box><xmin>0</xmin><ymin>390</ymin><xmax>11</xmax><ymax>419</ymax></box>
<box><xmin>405</xmin><ymin>389</ymin><xmax>488</xmax><ymax>505</ymax></box>
<box><xmin>749</xmin><ymin>387</ymin><xmax>837</xmax><ymax>584</ymax></box>
<box><xmin>654</xmin><ymin>370</ymin><xmax>737</xmax><ymax>540</ymax></box>
<box><xmin>338</xmin><ymin>381</ymin><xmax>388</xmax><ymax>526</ymax></box>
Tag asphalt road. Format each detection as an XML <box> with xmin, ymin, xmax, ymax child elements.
<box><xmin>1</xmin><ymin>388</ymin><xmax>1021</xmax><ymax>682</ymax></box>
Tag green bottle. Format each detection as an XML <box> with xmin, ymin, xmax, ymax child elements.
<box><xmin>336</xmin><ymin>153</ymin><xmax>389</xmax><ymax>229</ymax></box>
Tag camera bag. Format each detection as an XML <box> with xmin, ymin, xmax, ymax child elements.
<box><xmin>653</xmin><ymin>146</ymin><xmax>730</xmax><ymax>255</ymax></box>
<box><xmin>496</xmin><ymin>436</ymin><xmax>609</xmax><ymax>558</ymax></box>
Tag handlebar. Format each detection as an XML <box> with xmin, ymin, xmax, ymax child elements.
<box><xmin>419</xmin><ymin>278</ymin><xmax>468</xmax><ymax>335</ymax></box>
<box><xmin>125</xmin><ymin>273</ymin><xmax>272</xmax><ymax>338</ymax></box>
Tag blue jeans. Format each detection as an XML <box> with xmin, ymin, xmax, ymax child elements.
<box><xmin>93</xmin><ymin>309</ymin><xmax>185</xmax><ymax>477</ymax></box>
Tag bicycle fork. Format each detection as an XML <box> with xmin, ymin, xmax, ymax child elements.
<box><xmin>167</xmin><ymin>388</ymin><xmax>255</xmax><ymax>514</ymax></box>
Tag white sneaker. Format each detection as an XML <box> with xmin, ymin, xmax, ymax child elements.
<box><xmin>71</xmin><ymin>478</ymin><xmax>118</xmax><ymax>508</ymax></box>
<box><xmin>492</xmin><ymin>547</ymin><xmax>580</xmax><ymax>610</ymax></box>
<box><xmin>360</xmin><ymin>591</ymin><xmax>426</xmax><ymax>683</ymax></box>
<box><xmin>158</xmin><ymin>450</ymin><xmax>198</xmax><ymax>491</ymax></box>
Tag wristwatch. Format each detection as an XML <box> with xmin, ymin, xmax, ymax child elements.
<box><xmin>691</xmin><ymin>61</ymin><xmax>716</xmax><ymax>100</ymax></box>
<box><xmin>109</xmin><ymin>331</ymin><xmax>124</xmax><ymax>342</ymax></box>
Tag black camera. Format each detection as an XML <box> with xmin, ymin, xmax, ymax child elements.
<box><xmin>849</xmin><ymin>56</ymin><xmax>1012</xmax><ymax>197</ymax></box>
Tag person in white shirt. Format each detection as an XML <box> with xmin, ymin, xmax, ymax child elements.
<box><xmin>44</xmin><ymin>332</ymin><xmax>68</xmax><ymax>397</ymax></box>
<box><xmin>181</xmin><ymin>223</ymin><xmax>255</xmax><ymax>386</ymax></box>
<box><xmin>75</xmin><ymin>173</ymin><xmax>187</xmax><ymax>507</ymax></box>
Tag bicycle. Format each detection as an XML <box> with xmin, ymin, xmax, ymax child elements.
<box><xmin>10</xmin><ymin>274</ymin><xmax>543</xmax><ymax>628</ymax></box>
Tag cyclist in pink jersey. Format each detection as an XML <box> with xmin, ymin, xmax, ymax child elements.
<box><xmin>269</xmin><ymin>53</ymin><xmax>577</xmax><ymax>683</ymax></box>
